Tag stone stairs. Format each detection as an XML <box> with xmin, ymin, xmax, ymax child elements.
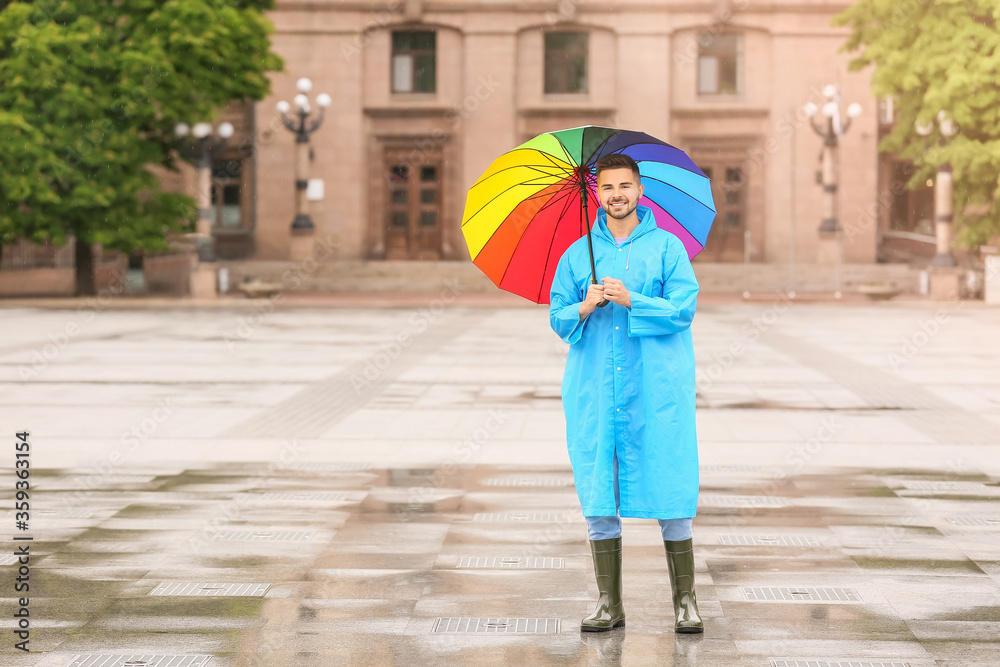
<box><xmin>218</xmin><ymin>259</ymin><xmax>924</xmax><ymax>296</ymax></box>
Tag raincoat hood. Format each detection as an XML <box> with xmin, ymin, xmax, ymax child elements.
<box><xmin>592</xmin><ymin>205</ymin><xmax>658</xmax><ymax>245</ymax></box>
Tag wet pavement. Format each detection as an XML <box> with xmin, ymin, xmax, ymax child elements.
<box><xmin>1</xmin><ymin>300</ymin><xmax>999</xmax><ymax>666</ymax></box>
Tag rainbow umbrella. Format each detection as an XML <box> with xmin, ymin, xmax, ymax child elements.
<box><xmin>461</xmin><ymin>125</ymin><xmax>716</xmax><ymax>304</ymax></box>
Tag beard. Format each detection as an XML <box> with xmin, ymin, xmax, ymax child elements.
<box><xmin>604</xmin><ymin>198</ymin><xmax>638</xmax><ymax>220</ymax></box>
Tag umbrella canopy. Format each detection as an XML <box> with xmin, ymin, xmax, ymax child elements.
<box><xmin>461</xmin><ymin>125</ymin><xmax>716</xmax><ymax>304</ymax></box>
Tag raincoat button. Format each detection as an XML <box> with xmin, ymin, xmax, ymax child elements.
<box><xmin>615</xmin><ymin>326</ymin><xmax>619</xmax><ymax>330</ymax></box>
<box><xmin>618</xmin><ymin>248</ymin><xmax>622</xmax><ymax>252</ymax></box>
<box><xmin>617</xmin><ymin>367</ymin><xmax>621</xmax><ymax>371</ymax></box>
<box><xmin>617</xmin><ymin>408</ymin><xmax>621</xmax><ymax>412</ymax></box>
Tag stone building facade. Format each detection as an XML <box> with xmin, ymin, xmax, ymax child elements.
<box><xmin>193</xmin><ymin>0</ymin><xmax>893</xmax><ymax>267</ymax></box>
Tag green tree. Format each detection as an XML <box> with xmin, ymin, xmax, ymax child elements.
<box><xmin>835</xmin><ymin>1</ymin><xmax>1000</xmax><ymax>248</ymax></box>
<box><xmin>0</xmin><ymin>0</ymin><xmax>282</xmax><ymax>294</ymax></box>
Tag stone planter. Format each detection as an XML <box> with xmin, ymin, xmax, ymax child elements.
<box><xmin>857</xmin><ymin>283</ymin><xmax>903</xmax><ymax>301</ymax></box>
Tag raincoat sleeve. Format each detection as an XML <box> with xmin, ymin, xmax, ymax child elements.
<box><xmin>549</xmin><ymin>250</ymin><xmax>589</xmax><ymax>345</ymax></box>
<box><xmin>627</xmin><ymin>237</ymin><xmax>699</xmax><ymax>337</ymax></box>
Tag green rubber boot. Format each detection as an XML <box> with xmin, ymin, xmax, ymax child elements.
<box><xmin>580</xmin><ymin>537</ymin><xmax>625</xmax><ymax>632</ymax></box>
<box><xmin>664</xmin><ymin>538</ymin><xmax>704</xmax><ymax>633</ymax></box>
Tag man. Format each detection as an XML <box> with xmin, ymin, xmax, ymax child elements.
<box><xmin>549</xmin><ymin>153</ymin><xmax>703</xmax><ymax>633</ymax></box>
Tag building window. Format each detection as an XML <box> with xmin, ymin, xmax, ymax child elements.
<box><xmin>392</xmin><ymin>31</ymin><xmax>436</xmax><ymax>93</ymax></box>
<box><xmin>211</xmin><ymin>160</ymin><xmax>243</xmax><ymax>229</ymax></box>
<box><xmin>545</xmin><ymin>32</ymin><xmax>588</xmax><ymax>94</ymax></box>
<box><xmin>697</xmin><ymin>33</ymin><xmax>741</xmax><ymax>95</ymax></box>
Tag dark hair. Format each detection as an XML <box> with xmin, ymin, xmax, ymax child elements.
<box><xmin>595</xmin><ymin>153</ymin><xmax>640</xmax><ymax>182</ymax></box>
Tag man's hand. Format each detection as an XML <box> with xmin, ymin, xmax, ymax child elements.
<box><xmin>601</xmin><ymin>277</ymin><xmax>631</xmax><ymax>308</ymax></box>
<box><xmin>579</xmin><ymin>282</ymin><xmax>606</xmax><ymax>319</ymax></box>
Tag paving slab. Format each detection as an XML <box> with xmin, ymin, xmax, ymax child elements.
<box><xmin>1</xmin><ymin>302</ymin><xmax>999</xmax><ymax>665</ymax></box>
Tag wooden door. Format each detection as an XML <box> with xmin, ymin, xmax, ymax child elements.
<box><xmin>695</xmin><ymin>163</ymin><xmax>747</xmax><ymax>262</ymax></box>
<box><xmin>385</xmin><ymin>149</ymin><xmax>443</xmax><ymax>260</ymax></box>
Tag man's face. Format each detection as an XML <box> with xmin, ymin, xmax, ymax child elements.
<box><xmin>597</xmin><ymin>167</ymin><xmax>643</xmax><ymax>221</ymax></box>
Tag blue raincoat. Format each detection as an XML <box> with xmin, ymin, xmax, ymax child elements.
<box><xmin>549</xmin><ymin>205</ymin><xmax>699</xmax><ymax>519</ymax></box>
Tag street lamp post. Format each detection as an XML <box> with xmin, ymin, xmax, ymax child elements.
<box><xmin>175</xmin><ymin>121</ymin><xmax>234</xmax><ymax>262</ymax></box>
<box><xmin>915</xmin><ymin>111</ymin><xmax>958</xmax><ymax>268</ymax></box>
<box><xmin>175</xmin><ymin>121</ymin><xmax>234</xmax><ymax>298</ymax></box>
<box><xmin>276</xmin><ymin>77</ymin><xmax>331</xmax><ymax>261</ymax></box>
<box><xmin>804</xmin><ymin>85</ymin><xmax>863</xmax><ymax>237</ymax></box>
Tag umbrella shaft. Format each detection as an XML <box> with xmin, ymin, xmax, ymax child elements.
<box><xmin>583</xmin><ymin>190</ymin><xmax>599</xmax><ymax>284</ymax></box>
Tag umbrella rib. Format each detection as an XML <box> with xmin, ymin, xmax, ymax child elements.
<box><xmin>550</xmin><ymin>135</ymin><xmax>578</xmax><ymax>167</ymax></box>
<box><xmin>466</xmin><ymin>151</ymin><xmax>575</xmax><ymax>203</ymax></box>
<box><xmin>464</xmin><ymin>176</ymin><xmax>575</xmax><ymax>230</ymax></box>
<box><xmin>586</xmin><ymin>135</ymin><xmax>708</xmax><ymax>179</ymax></box>
<box><xmin>636</xmin><ymin>158</ymin><xmax>711</xmax><ymax>179</ymax></box>
<box><xmin>640</xmin><ymin>175</ymin><xmax>718</xmax><ymax>214</ymax></box>
<box><xmin>469</xmin><ymin>167</ymin><xmax>571</xmax><ymax>199</ymax></box>
<box><xmin>494</xmin><ymin>174</ymin><xmax>580</xmax><ymax>301</ymax></box>
<box><xmin>467</xmin><ymin>180</ymin><xmax>580</xmax><ymax>267</ymax></box>
<box><xmin>470</xmin><ymin>165</ymin><xmax>569</xmax><ymax>192</ymax></box>
<box><xmin>471</xmin><ymin>149</ymin><xmax>574</xmax><ymax>186</ymax></box>
<box><xmin>537</xmin><ymin>182</ymin><xmax>588</xmax><ymax>303</ymax></box>
<box><xmin>513</xmin><ymin>184</ymin><xmax>581</xmax><ymax>231</ymax></box>
<box><xmin>464</xmin><ymin>177</ymin><xmax>565</xmax><ymax>228</ymax></box>
<box><xmin>463</xmin><ymin>160</ymin><xmax>578</xmax><ymax>228</ymax></box>
<box><xmin>533</xmin><ymin>180</ymin><xmax>578</xmax><ymax>210</ymax></box>
<box><xmin>583</xmin><ymin>133</ymin><xmax>619</xmax><ymax>166</ymax></box>
<box><xmin>591</xmin><ymin>133</ymin><xmax>672</xmax><ymax>159</ymax></box>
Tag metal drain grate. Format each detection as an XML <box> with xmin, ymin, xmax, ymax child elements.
<box><xmin>900</xmin><ymin>481</ymin><xmax>988</xmax><ymax>492</ymax></box>
<box><xmin>66</xmin><ymin>657</ymin><xmax>212</xmax><ymax>667</ymax></box>
<box><xmin>288</xmin><ymin>462</ymin><xmax>372</xmax><ymax>471</ymax></box>
<box><xmin>772</xmin><ymin>662</ymin><xmax>909</xmax><ymax>667</ymax></box>
<box><xmin>432</xmin><ymin>617</ymin><xmax>560</xmax><ymax>633</ymax></box>
<box><xmin>945</xmin><ymin>516</ymin><xmax>1000</xmax><ymax>526</ymax></box>
<box><xmin>149</xmin><ymin>582</ymin><xmax>270</xmax><ymax>597</ymax></box>
<box><xmin>210</xmin><ymin>530</ymin><xmax>314</xmax><ymax>542</ymax></box>
<box><xmin>457</xmin><ymin>556</ymin><xmax>565</xmax><ymax>569</ymax></box>
<box><xmin>473</xmin><ymin>512</ymin><xmax>571</xmax><ymax>522</ymax></box>
<box><xmin>481</xmin><ymin>477</ymin><xmax>574</xmax><ymax>487</ymax></box>
<box><xmin>743</xmin><ymin>587</ymin><xmax>861</xmax><ymax>602</ymax></box>
<box><xmin>700</xmin><ymin>495</ymin><xmax>788</xmax><ymax>507</ymax></box>
<box><xmin>256</xmin><ymin>492</ymin><xmax>353</xmax><ymax>502</ymax></box>
<box><xmin>719</xmin><ymin>535</ymin><xmax>820</xmax><ymax>547</ymax></box>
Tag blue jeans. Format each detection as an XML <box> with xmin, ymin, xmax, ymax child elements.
<box><xmin>584</xmin><ymin>448</ymin><xmax>693</xmax><ymax>541</ymax></box>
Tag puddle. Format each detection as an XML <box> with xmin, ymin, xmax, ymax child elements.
<box><xmin>19</xmin><ymin>461</ymin><xmax>1000</xmax><ymax>662</ymax></box>
<box><xmin>104</xmin><ymin>596</ymin><xmax>266</xmax><ymax>618</ymax></box>
<box><xmin>699</xmin><ymin>398</ymin><xmax>907</xmax><ymax>411</ymax></box>
<box><xmin>386</xmin><ymin>468</ymin><xmax>438</xmax><ymax>487</ymax></box>
<box><xmin>852</xmin><ymin>556</ymin><xmax>986</xmax><ymax>574</ymax></box>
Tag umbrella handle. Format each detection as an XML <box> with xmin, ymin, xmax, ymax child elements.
<box><xmin>589</xmin><ymin>278</ymin><xmax>610</xmax><ymax>308</ymax></box>
<box><xmin>582</xmin><ymin>169</ymin><xmax>609</xmax><ymax>308</ymax></box>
